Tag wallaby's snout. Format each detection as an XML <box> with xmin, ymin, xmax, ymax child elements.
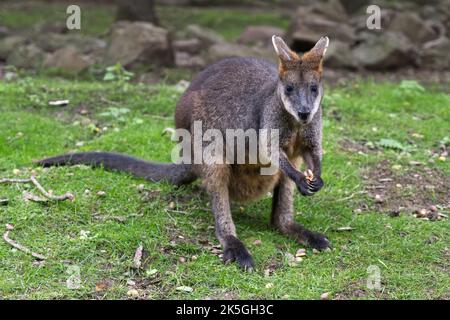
<box><xmin>298</xmin><ymin>111</ymin><xmax>310</xmax><ymax>121</ymax></box>
<box><xmin>272</xmin><ymin>35</ymin><xmax>329</xmax><ymax>124</ymax></box>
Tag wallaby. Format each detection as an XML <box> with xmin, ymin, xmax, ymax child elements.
<box><xmin>37</xmin><ymin>36</ymin><xmax>330</xmax><ymax>271</ymax></box>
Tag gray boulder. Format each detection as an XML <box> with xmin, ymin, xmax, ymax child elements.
<box><xmin>324</xmin><ymin>40</ymin><xmax>358</xmax><ymax>69</ymax></box>
<box><xmin>420</xmin><ymin>37</ymin><xmax>450</xmax><ymax>70</ymax></box>
<box><xmin>0</xmin><ymin>25</ymin><xmax>9</xmax><ymax>38</ymax></box>
<box><xmin>352</xmin><ymin>31</ymin><xmax>417</xmax><ymax>69</ymax></box>
<box><xmin>175</xmin><ymin>51</ymin><xmax>205</xmax><ymax>69</ymax></box>
<box><xmin>237</xmin><ymin>26</ymin><xmax>285</xmax><ymax>47</ymax></box>
<box><xmin>309</xmin><ymin>0</ymin><xmax>349</xmax><ymax>23</ymax></box>
<box><xmin>0</xmin><ymin>36</ymin><xmax>27</xmax><ymax>60</ymax></box>
<box><xmin>205</xmin><ymin>42</ymin><xmax>275</xmax><ymax>64</ymax></box>
<box><xmin>44</xmin><ymin>47</ymin><xmax>93</xmax><ymax>72</ymax></box>
<box><xmin>7</xmin><ymin>44</ymin><xmax>47</xmax><ymax>69</ymax></box>
<box><xmin>173</xmin><ymin>38</ymin><xmax>202</xmax><ymax>54</ymax></box>
<box><xmin>287</xmin><ymin>7</ymin><xmax>355</xmax><ymax>53</ymax></box>
<box><xmin>339</xmin><ymin>0</ymin><xmax>370</xmax><ymax>14</ymax></box>
<box><xmin>35</xmin><ymin>33</ymin><xmax>106</xmax><ymax>55</ymax></box>
<box><xmin>388</xmin><ymin>12</ymin><xmax>438</xmax><ymax>44</ymax></box>
<box><xmin>104</xmin><ymin>21</ymin><xmax>173</xmax><ymax>68</ymax></box>
<box><xmin>185</xmin><ymin>25</ymin><xmax>225</xmax><ymax>47</ymax></box>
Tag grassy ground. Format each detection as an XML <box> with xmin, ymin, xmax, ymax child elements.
<box><xmin>0</xmin><ymin>75</ymin><xmax>448</xmax><ymax>299</ymax></box>
<box><xmin>0</xmin><ymin>1</ymin><xmax>289</xmax><ymax>40</ymax></box>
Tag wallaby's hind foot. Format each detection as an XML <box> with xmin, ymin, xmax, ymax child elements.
<box><xmin>283</xmin><ymin>222</ymin><xmax>331</xmax><ymax>250</ymax></box>
<box><xmin>222</xmin><ymin>235</ymin><xmax>254</xmax><ymax>271</ymax></box>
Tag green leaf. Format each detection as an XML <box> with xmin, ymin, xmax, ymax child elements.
<box><xmin>377</xmin><ymin>138</ymin><xmax>406</xmax><ymax>151</ymax></box>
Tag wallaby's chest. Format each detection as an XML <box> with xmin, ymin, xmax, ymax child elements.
<box><xmin>228</xmin><ymin>165</ymin><xmax>280</xmax><ymax>203</ymax></box>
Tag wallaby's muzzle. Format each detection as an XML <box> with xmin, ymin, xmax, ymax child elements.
<box><xmin>298</xmin><ymin>111</ymin><xmax>310</xmax><ymax>121</ymax></box>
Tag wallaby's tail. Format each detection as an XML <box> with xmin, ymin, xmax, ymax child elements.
<box><xmin>36</xmin><ymin>152</ymin><xmax>197</xmax><ymax>186</ymax></box>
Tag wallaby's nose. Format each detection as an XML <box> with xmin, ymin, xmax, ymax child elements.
<box><xmin>298</xmin><ymin>112</ymin><xmax>310</xmax><ymax>121</ymax></box>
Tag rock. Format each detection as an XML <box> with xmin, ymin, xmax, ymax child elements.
<box><xmin>309</xmin><ymin>0</ymin><xmax>349</xmax><ymax>23</ymax></box>
<box><xmin>253</xmin><ymin>239</ymin><xmax>262</xmax><ymax>246</ymax></box>
<box><xmin>0</xmin><ymin>25</ymin><xmax>10</xmax><ymax>38</ymax></box>
<box><xmin>185</xmin><ymin>24</ymin><xmax>225</xmax><ymax>47</ymax></box>
<box><xmin>173</xmin><ymin>38</ymin><xmax>202</xmax><ymax>54</ymax></box>
<box><xmin>35</xmin><ymin>33</ymin><xmax>106</xmax><ymax>55</ymax></box>
<box><xmin>237</xmin><ymin>26</ymin><xmax>285</xmax><ymax>47</ymax></box>
<box><xmin>44</xmin><ymin>47</ymin><xmax>93</xmax><ymax>72</ymax></box>
<box><xmin>351</xmin><ymin>8</ymin><xmax>394</xmax><ymax>33</ymax></box>
<box><xmin>0</xmin><ymin>36</ymin><xmax>27</xmax><ymax>60</ymax></box>
<box><xmin>126</xmin><ymin>289</ymin><xmax>139</xmax><ymax>298</ymax></box>
<box><xmin>287</xmin><ymin>8</ymin><xmax>355</xmax><ymax>53</ymax></box>
<box><xmin>138</xmin><ymin>72</ymin><xmax>161</xmax><ymax>84</ymax></box>
<box><xmin>295</xmin><ymin>248</ymin><xmax>306</xmax><ymax>257</ymax></box>
<box><xmin>33</xmin><ymin>21</ymin><xmax>67</xmax><ymax>34</ymax></box>
<box><xmin>205</xmin><ymin>42</ymin><xmax>275</xmax><ymax>64</ymax></box>
<box><xmin>104</xmin><ymin>21</ymin><xmax>173</xmax><ymax>68</ymax></box>
<box><xmin>352</xmin><ymin>31</ymin><xmax>417</xmax><ymax>69</ymax></box>
<box><xmin>324</xmin><ymin>40</ymin><xmax>358</xmax><ymax>69</ymax></box>
<box><xmin>175</xmin><ymin>51</ymin><xmax>205</xmax><ymax>68</ymax></box>
<box><xmin>388</xmin><ymin>12</ymin><xmax>438</xmax><ymax>44</ymax></box>
<box><xmin>419</xmin><ymin>36</ymin><xmax>450</xmax><ymax>70</ymax></box>
<box><xmin>7</xmin><ymin>44</ymin><xmax>47</xmax><ymax>69</ymax></box>
<box><xmin>320</xmin><ymin>292</ymin><xmax>331</xmax><ymax>300</ymax></box>
<box><xmin>176</xmin><ymin>286</ymin><xmax>193</xmax><ymax>292</ymax></box>
<box><xmin>340</xmin><ymin>0</ymin><xmax>370</xmax><ymax>14</ymax></box>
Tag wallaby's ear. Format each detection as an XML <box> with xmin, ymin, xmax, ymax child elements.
<box><xmin>301</xmin><ymin>36</ymin><xmax>329</xmax><ymax>72</ymax></box>
<box><xmin>310</xmin><ymin>36</ymin><xmax>329</xmax><ymax>59</ymax></box>
<box><xmin>272</xmin><ymin>35</ymin><xmax>299</xmax><ymax>64</ymax></box>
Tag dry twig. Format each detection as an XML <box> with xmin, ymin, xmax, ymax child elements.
<box><xmin>30</xmin><ymin>176</ymin><xmax>74</xmax><ymax>201</ymax></box>
<box><xmin>1</xmin><ymin>176</ymin><xmax>74</xmax><ymax>202</ymax></box>
<box><xmin>3</xmin><ymin>224</ymin><xmax>47</xmax><ymax>260</ymax></box>
<box><xmin>0</xmin><ymin>178</ymin><xmax>31</xmax><ymax>184</ymax></box>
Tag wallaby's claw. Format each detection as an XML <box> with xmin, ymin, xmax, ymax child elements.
<box><xmin>222</xmin><ymin>236</ymin><xmax>255</xmax><ymax>271</ymax></box>
<box><xmin>297</xmin><ymin>177</ymin><xmax>313</xmax><ymax>196</ymax></box>
<box><xmin>307</xmin><ymin>176</ymin><xmax>324</xmax><ymax>193</ymax></box>
<box><xmin>296</xmin><ymin>175</ymin><xmax>323</xmax><ymax>196</ymax></box>
<box><xmin>304</xmin><ymin>230</ymin><xmax>331</xmax><ymax>250</ymax></box>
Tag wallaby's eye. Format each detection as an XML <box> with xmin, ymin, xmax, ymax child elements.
<box><xmin>285</xmin><ymin>84</ymin><xmax>294</xmax><ymax>95</ymax></box>
<box><xmin>310</xmin><ymin>84</ymin><xmax>318</xmax><ymax>94</ymax></box>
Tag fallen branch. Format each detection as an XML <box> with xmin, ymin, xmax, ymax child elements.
<box><xmin>0</xmin><ymin>178</ymin><xmax>31</xmax><ymax>184</ymax></box>
<box><xmin>23</xmin><ymin>191</ymin><xmax>48</xmax><ymax>203</ymax></box>
<box><xmin>334</xmin><ymin>190</ymin><xmax>367</xmax><ymax>202</ymax></box>
<box><xmin>0</xmin><ymin>198</ymin><xmax>9</xmax><ymax>205</ymax></box>
<box><xmin>1</xmin><ymin>175</ymin><xmax>74</xmax><ymax>202</ymax></box>
<box><xmin>3</xmin><ymin>224</ymin><xmax>47</xmax><ymax>260</ymax></box>
<box><xmin>30</xmin><ymin>176</ymin><xmax>74</xmax><ymax>201</ymax></box>
<box><xmin>165</xmin><ymin>209</ymin><xmax>190</xmax><ymax>215</ymax></box>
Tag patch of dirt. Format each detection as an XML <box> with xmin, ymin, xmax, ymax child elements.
<box><xmin>334</xmin><ymin>280</ymin><xmax>389</xmax><ymax>300</ymax></box>
<box><xmin>363</xmin><ymin>159</ymin><xmax>449</xmax><ymax>220</ymax></box>
<box><xmin>339</xmin><ymin>138</ymin><xmax>374</xmax><ymax>154</ymax></box>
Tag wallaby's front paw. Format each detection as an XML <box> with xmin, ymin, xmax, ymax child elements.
<box><xmin>308</xmin><ymin>175</ymin><xmax>324</xmax><ymax>193</ymax></box>
<box><xmin>296</xmin><ymin>174</ymin><xmax>324</xmax><ymax>196</ymax></box>
<box><xmin>222</xmin><ymin>235</ymin><xmax>254</xmax><ymax>271</ymax></box>
<box><xmin>295</xmin><ymin>175</ymin><xmax>315</xmax><ymax>196</ymax></box>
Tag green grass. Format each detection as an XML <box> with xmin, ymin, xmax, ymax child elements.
<box><xmin>158</xmin><ymin>6</ymin><xmax>289</xmax><ymax>40</ymax></box>
<box><xmin>0</xmin><ymin>1</ymin><xmax>288</xmax><ymax>40</ymax></box>
<box><xmin>0</xmin><ymin>1</ymin><xmax>115</xmax><ymax>36</ymax></box>
<box><xmin>0</xmin><ymin>76</ymin><xmax>449</xmax><ymax>299</ymax></box>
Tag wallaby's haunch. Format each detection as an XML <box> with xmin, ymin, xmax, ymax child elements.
<box><xmin>38</xmin><ymin>36</ymin><xmax>331</xmax><ymax>271</ymax></box>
